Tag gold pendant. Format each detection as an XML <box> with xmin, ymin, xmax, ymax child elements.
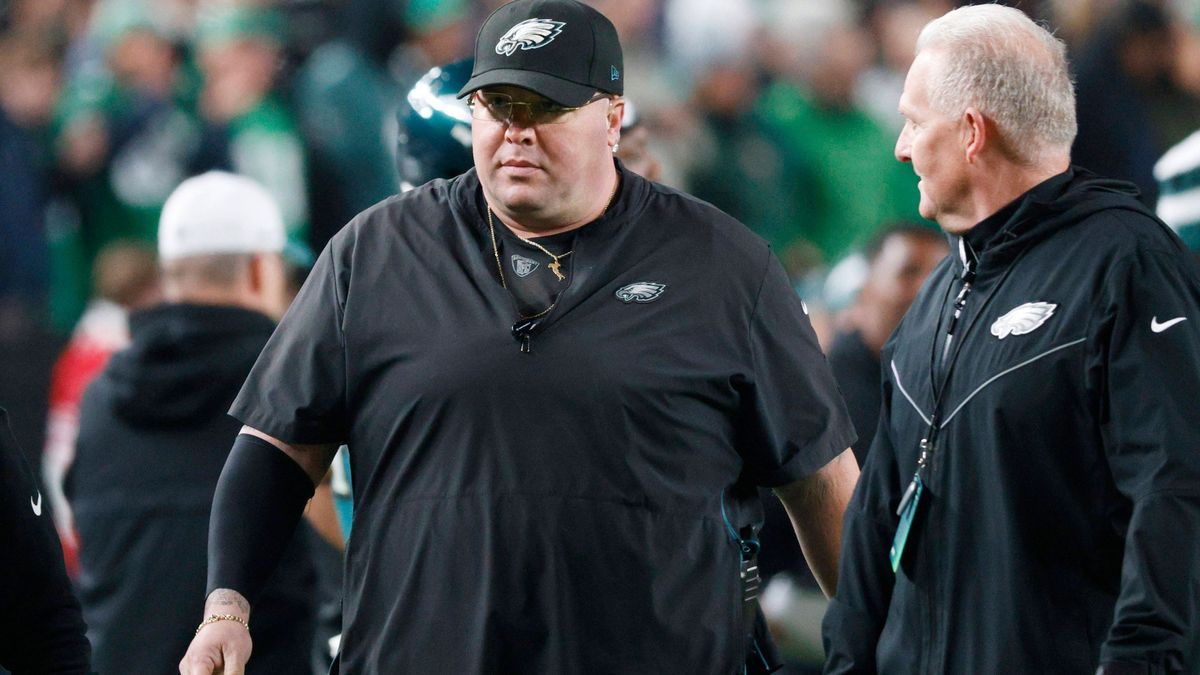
<box><xmin>549</xmin><ymin>260</ymin><xmax>565</xmax><ymax>281</ymax></box>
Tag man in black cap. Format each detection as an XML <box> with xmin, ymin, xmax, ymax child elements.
<box><xmin>180</xmin><ymin>1</ymin><xmax>859</xmax><ymax>673</ymax></box>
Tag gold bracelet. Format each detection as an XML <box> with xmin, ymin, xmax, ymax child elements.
<box><xmin>195</xmin><ymin>613</ymin><xmax>249</xmax><ymax>636</ymax></box>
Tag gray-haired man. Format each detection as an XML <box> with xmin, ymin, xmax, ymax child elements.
<box><xmin>824</xmin><ymin>6</ymin><xmax>1200</xmax><ymax>673</ymax></box>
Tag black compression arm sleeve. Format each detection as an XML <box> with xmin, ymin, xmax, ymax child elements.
<box><xmin>206</xmin><ymin>434</ymin><xmax>315</xmax><ymax>604</ymax></box>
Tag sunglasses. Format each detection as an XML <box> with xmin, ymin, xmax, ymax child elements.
<box><xmin>469</xmin><ymin>91</ymin><xmax>609</xmax><ymax>125</ymax></box>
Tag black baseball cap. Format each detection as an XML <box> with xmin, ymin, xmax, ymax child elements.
<box><xmin>458</xmin><ymin>0</ymin><xmax>623</xmax><ymax>107</ymax></box>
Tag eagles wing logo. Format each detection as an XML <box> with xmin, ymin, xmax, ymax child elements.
<box><xmin>511</xmin><ymin>254</ymin><xmax>539</xmax><ymax>278</ymax></box>
<box><xmin>495</xmin><ymin>19</ymin><xmax>566</xmax><ymax>56</ymax></box>
<box><xmin>616</xmin><ymin>282</ymin><xmax>667</xmax><ymax>304</ymax></box>
<box><xmin>990</xmin><ymin>302</ymin><xmax>1057</xmax><ymax>339</ymax></box>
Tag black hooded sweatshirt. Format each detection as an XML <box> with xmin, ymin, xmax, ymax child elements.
<box><xmin>824</xmin><ymin>168</ymin><xmax>1200</xmax><ymax>673</ymax></box>
<box><xmin>68</xmin><ymin>304</ymin><xmax>315</xmax><ymax>675</ymax></box>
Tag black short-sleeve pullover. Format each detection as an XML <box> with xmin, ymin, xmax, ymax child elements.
<box><xmin>231</xmin><ymin>167</ymin><xmax>854</xmax><ymax>673</ymax></box>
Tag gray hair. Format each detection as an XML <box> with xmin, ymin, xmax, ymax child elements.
<box><xmin>916</xmin><ymin>4</ymin><xmax>1076</xmax><ymax>164</ymax></box>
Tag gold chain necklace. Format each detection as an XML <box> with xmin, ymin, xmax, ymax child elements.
<box><xmin>485</xmin><ymin>177</ymin><xmax>621</xmax><ymax>318</ymax></box>
<box><xmin>516</xmin><ymin>237</ymin><xmax>573</xmax><ymax>281</ymax></box>
<box><xmin>487</xmin><ymin>208</ymin><xmax>557</xmax><ymax>319</ymax></box>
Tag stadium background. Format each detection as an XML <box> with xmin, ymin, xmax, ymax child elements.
<box><xmin>1</xmin><ymin>0</ymin><xmax>1199</xmax><ymax>671</ymax></box>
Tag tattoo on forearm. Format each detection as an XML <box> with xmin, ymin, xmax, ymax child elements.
<box><xmin>207</xmin><ymin>588</ymin><xmax>250</xmax><ymax>615</ymax></box>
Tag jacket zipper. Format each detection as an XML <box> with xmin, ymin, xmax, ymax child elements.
<box><xmin>506</xmin><ymin>238</ymin><xmax>583</xmax><ymax>354</ymax></box>
<box><xmin>925</xmin><ymin>254</ymin><xmax>975</xmax><ymax>673</ymax></box>
<box><xmin>918</xmin><ymin>238</ymin><xmax>1030</xmax><ymax>672</ymax></box>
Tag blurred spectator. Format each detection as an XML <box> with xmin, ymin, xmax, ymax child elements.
<box><xmin>399</xmin><ymin>0</ymin><xmax>473</xmax><ymax>67</ymax></box>
<box><xmin>1046</xmin><ymin>0</ymin><xmax>1121</xmax><ymax>48</ymax></box>
<box><xmin>292</xmin><ymin>39</ymin><xmax>401</xmax><ymax>248</ymax></box>
<box><xmin>1155</xmin><ymin>0</ymin><xmax>1200</xmax><ymax>254</ymax></box>
<box><xmin>67</xmin><ymin>172</ymin><xmax>314</xmax><ymax>675</ymax></box>
<box><xmin>856</xmin><ymin>1</ymin><xmax>940</xmax><ymax>134</ymax></box>
<box><xmin>194</xmin><ymin>3</ymin><xmax>310</xmax><ymax>245</ymax></box>
<box><xmin>1</xmin><ymin>0</ymin><xmax>74</xmax><ymax>33</ymax></box>
<box><xmin>338</xmin><ymin>0</ymin><xmax>410</xmax><ymax>67</ymax></box>
<box><xmin>616</xmin><ymin>98</ymin><xmax>662</xmax><ymax>181</ymax></box>
<box><xmin>0</xmin><ymin>28</ymin><xmax>63</xmax><ymax>326</ymax></box>
<box><xmin>52</xmin><ymin>0</ymin><xmax>201</xmax><ymax>328</ymax></box>
<box><xmin>339</xmin><ymin>0</ymin><xmax>471</xmax><ymax>73</ymax></box>
<box><xmin>293</xmin><ymin>0</ymin><xmax>485</xmax><ymax>249</ymax></box>
<box><xmin>41</xmin><ymin>240</ymin><xmax>159</xmax><ymax>580</ymax></box>
<box><xmin>0</xmin><ymin>26</ymin><xmax>70</xmax><ymax>468</ymax></box>
<box><xmin>1171</xmin><ymin>2</ymin><xmax>1200</xmax><ymax>98</ymax></box>
<box><xmin>757</xmin><ymin>0</ymin><xmax>924</xmax><ymax>267</ymax></box>
<box><xmin>1072</xmin><ymin>0</ymin><xmax>1200</xmax><ymax>204</ymax></box>
<box><xmin>667</xmin><ymin>0</ymin><xmax>800</xmax><ymax>266</ymax></box>
<box><xmin>589</xmin><ymin>0</ymin><xmax>663</xmax><ymax>107</ymax></box>
<box><xmin>826</xmin><ymin>224</ymin><xmax>947</xmax><ymax>465</ymax></box>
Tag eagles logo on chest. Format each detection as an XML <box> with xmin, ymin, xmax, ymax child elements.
<box><xmin>990</xmin><ymin>302</ymin><xmax>1057</xmax><ymax>339</ymax></box>
<box><xmin>615</xmin><ymin>282</ymin><xmax>667</xmax><ymax>304</ymax></box>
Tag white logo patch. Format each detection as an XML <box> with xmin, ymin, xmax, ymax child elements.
<box><xmin>31</xmin><ymin>491</ymin><xmax>42</xmax><ymax>516</ymax></box>
<box><xmin>616</xmin><ymin>282</ymin><xmax>667</xmax><ymax>304</ymax></box>
<box><xmin>991</xmin><ymin>302</ymin><xmax>1057</xmax><ymax>339</ymax></box>
<box><xmin>511</xmin><ymin>254</ymin><xmax>539</xmax><ymax>278</ymax></box>
<box><xmin>1151</xmin><ymin>316</ymin><xmax>1187</xmax><ymax>333</ymax></box>
<box><xmin>495</xmin><ymin>19</ymin><xmax>565</xmax><ymax>56</ymax></box>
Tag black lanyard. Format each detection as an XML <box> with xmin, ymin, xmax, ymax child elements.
<box><xmin>897</xmin><ymin>245</ymin><xmax>977</xmax><ymax>515</ymax></box>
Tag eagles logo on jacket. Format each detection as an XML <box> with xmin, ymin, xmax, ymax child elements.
<box><xmin>825</xmin><ymin>168</ymin><xmax>1200</xmax><ymax>674</ymax></box>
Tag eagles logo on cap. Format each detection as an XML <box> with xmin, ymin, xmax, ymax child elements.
<box><xmin>458</xmin><ymin>0</ymin><xmax>624</xmax><ymax>107</ymax></box>
<box><xmin>496</xmin><ymin>19</ymin><xmax>565</xmax><ymax>56</ymax></box>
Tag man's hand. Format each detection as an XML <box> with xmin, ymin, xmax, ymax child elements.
<box><xmin>179</xmin><ymin>589</ymin><xmax>253</xmax><ymax>675</ymax></box>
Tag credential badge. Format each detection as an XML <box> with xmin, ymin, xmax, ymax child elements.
<box><xmin>511</xmin><ymin>254</ymin><xmax>539</xmax><ymax>278</ymax></box>
<box><xmin>496</xmin><ymin>19</ymin><xmax>565</xmax><ymax>56</ymax></box>
<box><xmin>616</xmin><ymin>282</ymin><xmax>667</xmax><ymax>304</ymax></box>
<box><xmin>991</xmin><ymin>302</ymin><xmax>1057</xmax><ymax>339</ymax></box>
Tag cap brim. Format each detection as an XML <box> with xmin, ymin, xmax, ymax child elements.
<box><xmin>457</xmin><ymin>69</ymin><xmax>598</xmax><ymax>107</ymax></box>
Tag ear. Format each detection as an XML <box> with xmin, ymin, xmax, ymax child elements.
<box><xmin>962</xmin><ymin>106</ymin><xmax>987</xmax><ymax>163</ymax></box>
<box><xmin>607</xmin><ymin>97</ymin><xmax>625</xmax><ymax>149</ymax></box>
<box><xmin>246</xmin><ymin>252</ymin><xmax>267</xmax><ymax>294</ymax></box>
<box><xmin>245</xmin><ymin>252</ymin><xmax>289</xmax><ymax>321</ymax></box>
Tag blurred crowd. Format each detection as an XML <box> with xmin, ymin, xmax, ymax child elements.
<box><xmin>3</xmin><ymin>0</ymin><xmax>1200</xmax><ymax>671</ymax></box>
<box><xmin>3</xmin><ymin>0</ymin><xmax>1200</xmax><ymax>338</ymax></box>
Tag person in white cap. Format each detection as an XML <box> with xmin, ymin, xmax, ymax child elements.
<box><xmin>69</xmin><ymin>171</ymin><xmax>316</xmax><ymax>675</ymax></box>
<box><xmin>154</xmin><ymin>171</ymin><xmax>291</xmax><ymax>321</ymax></box>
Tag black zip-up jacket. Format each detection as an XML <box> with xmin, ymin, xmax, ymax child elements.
<box><xmin>823</xmin><ymin>168</ymin><xmax>1200</xmax><ymax>673</ymax></box>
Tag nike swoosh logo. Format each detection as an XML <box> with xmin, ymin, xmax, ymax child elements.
<box><xmin>31</xmin><ymin>492</ymin><xmax>42</xmax><ymax>516</ymax></box>
<box><xmin>1151</xmin><ymin>316</ymin><xmax>1187</xmax><ymax>333</ymax></box>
